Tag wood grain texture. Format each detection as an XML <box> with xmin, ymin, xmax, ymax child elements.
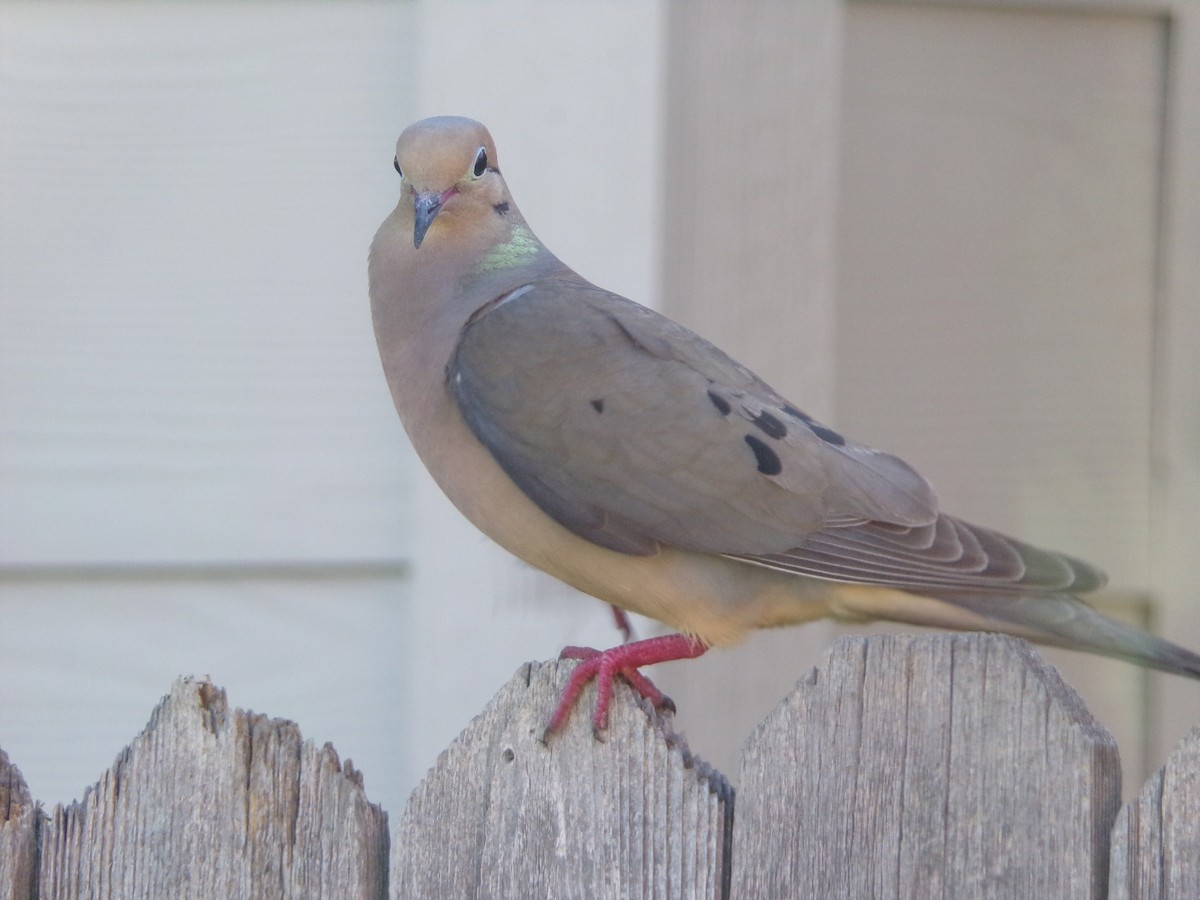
<box><xmin>732</xmin><ymin>634</ymin><xmax>1121</xmax><ymax>899</ymax></box>
<box><xmin>1110</xmin><ymin>724</ymin><xmax>1200</xmax><ymax>898</ymax></box>
<box><xmin>35</xmin><ymin>678</ymin><xmax>388</xmax><ymax>900</ymax></box>
<box><xmin>393</xmin><ymin>659</ymin><xmax>732</xmax><ymax>900</ymax></box>
<box><xmin>0</xmin><ymin>748</ymin><xmax>38</xmax><ymax>900</ymax></box>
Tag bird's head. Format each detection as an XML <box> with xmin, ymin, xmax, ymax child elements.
<box><xmin>392</xmin><ymin>116</ymin><xmax>508</xmax><ymax>249</ymax></box>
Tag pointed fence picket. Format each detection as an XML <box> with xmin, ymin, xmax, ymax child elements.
<box><xmin>2</xmin><ymin>634</ymin><xmax>1199</xmax><ymax>898</ymax></box>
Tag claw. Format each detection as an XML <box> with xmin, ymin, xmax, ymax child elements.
<box><xmin>544</xmin><ymin>633</ymin><xmax>708</xmax><ymax>739</ymax></box>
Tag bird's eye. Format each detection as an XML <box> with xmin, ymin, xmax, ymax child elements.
<box><xmin>393</xmin><ymin>157</ymin><xmax>403</xmax><ymax>177</ymax></box>
<box><xmin>472</xmin><ymin>147</ymin><xmax>488</xmax><ymax>178</ymax></box>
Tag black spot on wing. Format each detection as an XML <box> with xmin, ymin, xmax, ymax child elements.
<box><xmin>590</xmin><ymin>398</ymin><xmax>605</xmax><ymax>413</ymax></box>
<box><xmin>808</xmin><ymin>422</ymin><xmax>845</xmax><ymax>446</ymax></box>
<box><xmin>744</xmin><ymin>434</ymin><xmax>782</xmax><ymax>476</ymax></box>
<box><xmin>781</xmin><ymin>405</ymin><xmax>844</xmax><ymax>445</ymax></box>
<box><xmin>751</xmin><ymin>411</ymin><xmax>787</xmax><ymax>440</ymax></box>
<box><xmin>707</xmin><ymin>390</ymin><xmax>732</xmax><ymax>416</ymax></box>
<box><xmin>493</xmin><ymin>201</ymin><xmax>510</xmax><ymax>216</ymax></box>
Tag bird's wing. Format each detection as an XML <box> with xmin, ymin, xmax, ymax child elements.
<box><xmin>450</xmin><ymin>279</ymin><xmax>1107</xmax><ymax>595</ymax></box>
<box><xmin>449</xmin><ymin>279</ymin><xmax>937</xmax><ymax>556</ymax></box>
<box><xmin>732</xmin><ymin>514</ymin><xmax>1106</xmax><ymax>594</ymax></box>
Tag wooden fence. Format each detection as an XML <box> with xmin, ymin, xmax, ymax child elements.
<box><xmin>2</xmin><ymin>633</ymin><xmax>1199</xmax><ymax>898</ymax></box>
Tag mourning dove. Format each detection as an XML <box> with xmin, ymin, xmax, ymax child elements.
<box><xmin>369</xmin><ymin>116</ymin><xmax>1200</xmax><ymax>735</ymax></box>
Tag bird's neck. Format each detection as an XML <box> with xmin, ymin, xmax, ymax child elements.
<box><xmin>368</xmin><ymin>207</ymin><xmax>574</xmax><ymax>431</ymax></box>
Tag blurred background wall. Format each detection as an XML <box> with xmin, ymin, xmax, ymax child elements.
<box><xmin>2</xmin><ymin>0</ymin><xmax>1198</xmax><ymax>821</ymax></box>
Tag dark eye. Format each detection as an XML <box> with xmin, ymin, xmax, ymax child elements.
<box><xmin>472</xmin><ymin>147</ymin><xmax>488</xmax><ymax>177</ymax></box>
<box><xmin>393</xmin><ymin>157</ymin><xmax>402</xmax><ymax>177</ymax></box>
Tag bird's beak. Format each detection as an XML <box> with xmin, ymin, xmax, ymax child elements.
<box><xmin>413</xmin><ymin>190</ymin><xmax>451</xmax><ymax>249</ymax></box>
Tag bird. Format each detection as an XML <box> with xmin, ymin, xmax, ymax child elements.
<box><xmin>369</xmin><ymin>115</ymin><xmax>1200</xmax><ymax>737</ymax></box>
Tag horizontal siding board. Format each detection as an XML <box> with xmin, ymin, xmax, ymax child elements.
<box><xmin>0</xmin><ymin>3</ymin><xmax>421</xmax><ymax>565</ymax></box>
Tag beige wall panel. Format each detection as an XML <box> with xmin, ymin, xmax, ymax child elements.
<box><xmin>658</xmin><ymin>1</ymin><xmax>1200</xmax><ymax>793</ymax></box>
<box><xmin>836</xmin><ymin>2</ymin><xmax>1166</xmax><ymax>786</ymax></box>
<box><xmin>654</xmin><ymin>0</ymin><xmax>847</xmax><ymax>780</ymax></box>
<box><xmin>838</xmin><ymin>3</ymin><xmax>1160</xmax><ymax>581</ymax></box>
<box><xmin>1149</xmin><ymin>2</ymin><xmax>1200</xmax><ymax>784</ymax></box>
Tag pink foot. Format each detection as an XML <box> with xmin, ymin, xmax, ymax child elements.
<box><xmin>544</xmin><ymin>634</ymin><xmax>708</xmax><ymax>741</ymax></box>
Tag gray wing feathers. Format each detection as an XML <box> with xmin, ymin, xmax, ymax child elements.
<box><xmin>598</xmin><ymin>298</ymin><xmax>940</xmax><ymax>529</ymax></box>
<box><xmin>733</xmin><ymin>514</ymin><xmax>1107</xmax><ymax>594</ymax></box>
<box><xmin>450</xmin><ymin>281</ymin><xmax>937</xmax><ymax>555</ymax></box>
<box><xmin>450</xmin><ymin>280</ymin><xmax>1105</xmax><ymax>597</ymax></box>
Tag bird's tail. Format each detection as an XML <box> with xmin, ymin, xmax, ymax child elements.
<box><xmin>827</xmin><ymin>584</ymin><xmax>1200</xmax><ymax>680</ymax></box>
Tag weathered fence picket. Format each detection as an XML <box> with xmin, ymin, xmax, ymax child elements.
<box><xmin>394</xmin><ymin>659</ymin><xmax>732</xmax><ymax>898</ymax></box>
<box><xmin>1110</xmin><ymin>724</ymin><xmax>1200</xmax><ymax>897</ymax></box>
<box><xmin>2</xmin><ymin>680</ymin><xmax>388</xmax><ymax>900</ymax></box>
<box><xmin>733</xmin><ymin>635</ymin><xmax>1120</xmax><ymax>898</ymax></box>
<box><xmin>3</xmin><ymin>634</ymin><xmax>1200</xmax><ymax>898</ymax></box>
<box><xmin>1</xmin><ymin>746</ymin><xmax>38</xmax><ymax>899</ymax></box>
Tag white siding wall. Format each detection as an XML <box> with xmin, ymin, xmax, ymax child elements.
<box><xmin>0</xmin><ymin>1</ymin><xmax>665</xmax><ymax>818</ymax></box>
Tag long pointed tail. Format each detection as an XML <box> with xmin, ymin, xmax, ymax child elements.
<box><xmin>827</xmin><ymin>584</ymin><xmax>1200</xmax><ymax>680</ymax></box>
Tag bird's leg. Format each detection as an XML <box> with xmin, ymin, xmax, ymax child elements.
<box><xmin>546</xmin><ymin>633</ymin><xmax>709</xmax><ymax>740</ymax></box>
<box><xmin>609</xmin><ymin>604</ymin><xmax>635</xmax><ymax>643</ymax></box>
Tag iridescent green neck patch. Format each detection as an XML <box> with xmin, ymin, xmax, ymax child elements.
<box><xmin>474</xmin><ymin>224</ymin><xmax>541</xmax><ymax>273</ymax></box>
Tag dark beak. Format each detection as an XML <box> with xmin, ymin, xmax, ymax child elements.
<box><xmin>413</xmin><ymin>191</ymin><xmax>444</xmax><ymax>249</ymax></box>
